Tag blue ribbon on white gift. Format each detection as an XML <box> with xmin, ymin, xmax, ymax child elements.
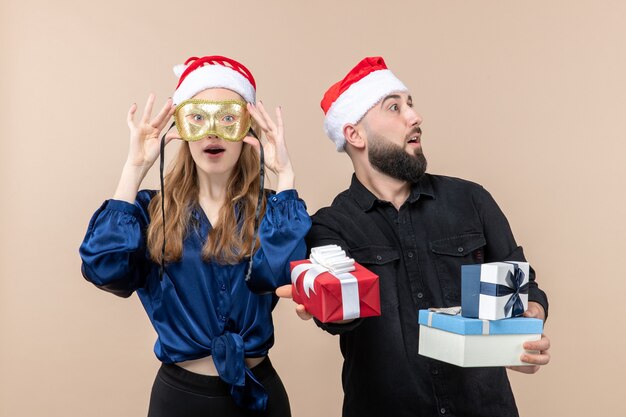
<box><xmin>479</xmin><ymin>263</ymin><xmax>529</xmax><ymax>317</ymax></box>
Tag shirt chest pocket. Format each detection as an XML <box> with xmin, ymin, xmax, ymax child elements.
<box><xmin>349</xmin><ymin>245</ymin><xmax>400</xmax><ymax>311</ymax></box>
<box><xmin>349</xmin><ymin>245</ymin><xmax>399</xmax><ymax>265</ymax></box>
<box><xmin>429</xmin><ymin>233</ymin><xmax>486</xmax><ymax>304</ymax></box>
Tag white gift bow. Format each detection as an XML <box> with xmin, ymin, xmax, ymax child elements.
<box><xmin>291</xmin><ymin>245</ymin><xmax>361</xmax><ymax>320</ymax></box>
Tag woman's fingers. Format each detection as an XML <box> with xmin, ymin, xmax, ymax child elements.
<box><xmin>151</xmin><ymin>98</ymin><xmax>175</xmax><ymax>131</ymax></box>
<box><xmin>127</xmin><ymin>103</ymin><xmax>138</xmax><ymax>129</ymax></box>
<box><xmin>242</xmin><ymin>136</ymin><xmax>261</xmax><ymax>154</ymax></box>
<box><xmin>248</xmin><ymin>103</ymin><xmax>270</xmax><ymax>132</ymax></box>
<box><xmin>141</xmin><ymin>93</ymin><xmax>156</xmax><ymax>125</ymax></box>
<box><xmin>128</xmin><ymin>96</ymin><xmax>175</xmax><ymax>143</ymax></box>
<box><xmin>275</xmin><ymin>106</ymin><xmax>284</xmax><ymax>141</ymax></box>
<box><xmin>248</xmin><ymin>102</ymin><xmax>279</xmax><ymax>140</ymax></box>
<box><xmin>256</xmin><ymin>102</ymin><xmax>277</xmax><ymax>133</ymax></box>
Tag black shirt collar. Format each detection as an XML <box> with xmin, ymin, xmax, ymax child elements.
<box><xmin>348</xmin><ymin>173</ymin><xmax>435</xmax><ymax>212</ymax></box>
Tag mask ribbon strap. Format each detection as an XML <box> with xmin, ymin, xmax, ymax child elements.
<box><xmin>159</xmin><ymin>122</ymin><xmax>176</xmax><ymax>280</ymax></box>
<box><xmin>245</xmin><ymin>129</ymin><xmax>265</xmax><ymax>283</ymax></box>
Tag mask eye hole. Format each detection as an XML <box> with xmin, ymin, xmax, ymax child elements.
<box><xmin>186</xmin><ymin>113</ymin><xmax>206</xmax><ymax>126</ymax></box>
<box><xmin>220</xmin><ymin>114</ymin><xmax>238</xmax><ymax>126</ymax></box>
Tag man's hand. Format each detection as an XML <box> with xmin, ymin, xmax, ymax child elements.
<box><xmin>507</xmin><ymin>301</ymin><xmax>551</xmax><ymax>374</ymax></box>
<box><xmin>276</xmin><ymin>285</ymin><xmax>313</xmax><ymax>321</ymax></box>
<box><xmin>523</xmin><ymin>301</ymin><xmax>546</xmax><ymax>321</ymax></box>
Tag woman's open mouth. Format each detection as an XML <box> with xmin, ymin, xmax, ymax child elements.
<box><xmin>203</xmin><ymin>145</ymin><xmax>225</xmax><ymax>157</ymax></box>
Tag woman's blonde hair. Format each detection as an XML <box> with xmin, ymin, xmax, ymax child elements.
<box><xmin>146</xmin><ymin>138</ymin><xmax>266</xmax><ymax>264</ymax></box>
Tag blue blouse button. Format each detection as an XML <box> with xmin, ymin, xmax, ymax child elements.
<box><xmin>220</xmin><ymin>284</ymin><xmax>226</xmax><ymax>291</ymax></box>
<box><xmin>272</xmin><ymin>196</ymin><xmax>278</xmax><ymax>202</ymax></box>
<box><xmin>221</xmin><ymin>315</ymin><xmax>228</xmax><ymax>322</ymax></box>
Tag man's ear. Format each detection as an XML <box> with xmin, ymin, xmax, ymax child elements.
<box><xmin>343</xmin><ymin>124</ymin><xmax>366</xmax><ymax>150</ymax></box>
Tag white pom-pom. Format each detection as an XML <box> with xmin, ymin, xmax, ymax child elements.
<box><xmin>173</xmin><ymin>64</ymin><xmax>187</xmax><ymax>78</ymax></box>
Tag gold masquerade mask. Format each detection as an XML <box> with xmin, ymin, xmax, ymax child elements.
<box><xmin>174</xmin><ymin>99</ymin><xmax>251</xmax><ymax>142</ymax></box>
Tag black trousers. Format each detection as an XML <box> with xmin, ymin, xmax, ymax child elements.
<box><xmin>147</xmin><ymin>357</ymin><xmax>291</xmax><ymax>417</ymax></box>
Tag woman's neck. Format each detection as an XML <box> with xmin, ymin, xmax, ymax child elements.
<box><xmin>196</xmin><ymin>171</ymin><xmax>231</xmax><ymax>225</ymax></box>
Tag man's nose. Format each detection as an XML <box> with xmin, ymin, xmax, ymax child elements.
<box><xmin>405</xmin><ymin>107</ymin><xmax>423</xmax><ymax>126</ymax></box>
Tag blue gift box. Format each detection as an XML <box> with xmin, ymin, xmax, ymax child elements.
<box><xmin>418</xmin><ymin>309</ymin><xmax>543</xmax><ymax>335</ymax></box>
<box><xmin>418</xmin><ymin>309</ymin><xmax>543</xmax><ymax>367</ymax></box>
<box><xmin>461</xmin><ymin>261</ymin><xmax>530</xmax><ymax>320</ymax></box>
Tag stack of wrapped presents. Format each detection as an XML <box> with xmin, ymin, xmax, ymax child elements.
<box><xmin>418</xmin><ymin>261</ymin><xmax>543</xmax><ymax>367</ymax></box>
<box><xmin>290</xmin><ymin>250</ymin><xmax>542</xmax><ymax>367</ymax></box>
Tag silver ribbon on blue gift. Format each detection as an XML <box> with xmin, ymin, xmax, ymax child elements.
<box><xmin>427</xmin><ymin>307</ymin><xmax>491</xmax><ymax>334</ymax></box>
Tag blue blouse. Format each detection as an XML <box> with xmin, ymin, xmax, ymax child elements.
<box><xmin>79</xmin><ymin>189</ymin><xmax>311</xmax><ymax>411</ymax></box>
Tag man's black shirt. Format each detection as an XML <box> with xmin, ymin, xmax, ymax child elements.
<box><xmin>306</xmin><ymin>173</ymin><xmax>548</xmax><ymax>417</ymax></box>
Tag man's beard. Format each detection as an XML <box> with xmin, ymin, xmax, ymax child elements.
<box><xmin>367</xmin><ymin>131</ymin><xmax>427</xmax><ymax>183</ymax></box>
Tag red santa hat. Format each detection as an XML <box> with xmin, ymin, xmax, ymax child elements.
<box><xmin>172</xmin><ymin>55</ymin><xmax>256</xmax><ymax>105</ymax></box>
<box><xmin>320</xmin><ymin>57</ymin><xmax>408</xmax><ymax>151</ymax></box>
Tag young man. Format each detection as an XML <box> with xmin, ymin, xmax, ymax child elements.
<box><xmin>283</xmin><ymin>57</ymin><xmax>550</xmax><ymax>417</ymax></box>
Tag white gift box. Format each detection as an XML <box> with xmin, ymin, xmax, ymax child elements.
<box><xmin>418</xmin><ymin>309</ymin><xmax>543</xmax><ymax>367</ymax></box>
<box><xmin>461</xmin><ymin>261</ymin><xmax>530</xmax><ymax>320</ymax></box>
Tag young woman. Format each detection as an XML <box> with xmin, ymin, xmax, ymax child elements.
<box><xmin>79</xmin><ymin>56</ymin><xmax>310</xmax><ymax>416</ymax></box>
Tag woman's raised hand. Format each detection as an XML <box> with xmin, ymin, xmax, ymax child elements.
<box><xmin>126</xmin><ymin>94</ymin><xmax>177</xmax><ymax>171</ymax></box>
<box><xmin>114</xmin><ymin>94</ymin><xmax>176</xmax><ymax>203</ymax></box>
<box><xmin>244</xmin><ymin>102</ymin><xmax>295</xmax><ymax>192</ymax></box>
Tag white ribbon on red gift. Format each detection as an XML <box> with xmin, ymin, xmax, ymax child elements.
<box><xmin>291</xmin><ymin>245</ymin><xmax>361</xmax><ymax>320</ymax></box>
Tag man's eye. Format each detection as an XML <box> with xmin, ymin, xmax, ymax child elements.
<box><xmin>389</xmin><ymin>104</ymin><xmax>399</xmax><ymax>111</ymax></box>
<box><xmin>192</xmin><ymin>114</ymin><xmax>204</xmax><ymax>122</ymax></box>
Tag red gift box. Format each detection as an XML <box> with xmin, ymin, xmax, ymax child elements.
<box><xmin>290</xmin><ymin>259</ymin><xmax>381</xmax><ymax>323</ymax></box>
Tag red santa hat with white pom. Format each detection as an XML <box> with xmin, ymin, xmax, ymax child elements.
<box><xmin>172</xmin><ymin>55</ymin><xmax>256</xmax><ymax>105</ymax></box>
<box><xmin>320</xmin><ymin>56</ymin><xmax>408</xmax><ymax>152</ymax></box>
